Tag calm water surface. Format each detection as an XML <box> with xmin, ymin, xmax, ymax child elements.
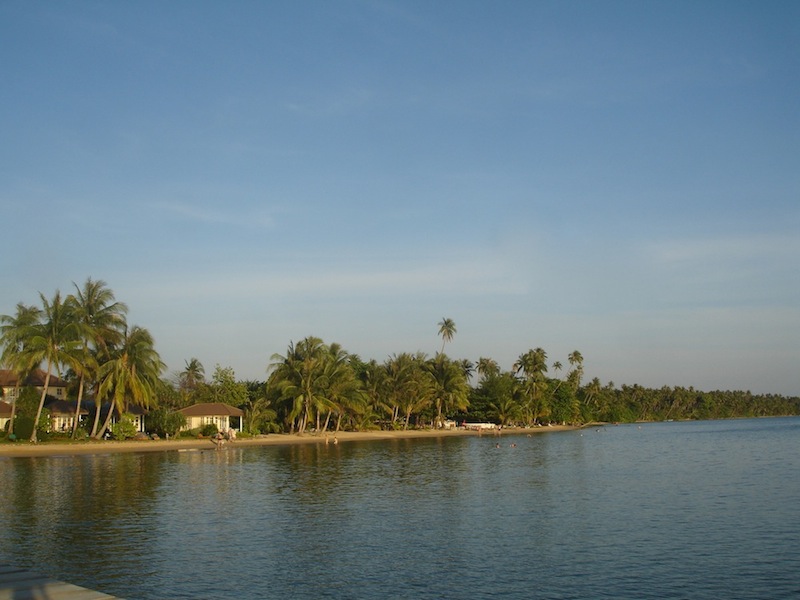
<box><xmin>1</xmin><ymin>417</ymin><xmax>798</xmax><ymax>599</ymax></box>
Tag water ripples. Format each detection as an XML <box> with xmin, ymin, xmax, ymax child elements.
<box><xmin>1</xmin><ymin>418</ymin><xmax>798</xmax><ymax>599</ymax></box>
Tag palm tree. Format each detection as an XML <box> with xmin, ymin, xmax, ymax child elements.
<box><xmin>427</xmin><ymin>354</ymin><xmax>470</xmax><ymax>428</ymax></box>
<box><xmin>513</xmin><ymin>348</ymin><xmax>548</xmax><ymax>381</ymax></box>
<box><xmin>489</xmin><ymin>395</ymin><xmax>521</xmax><ymax>426</ymax></box>
<box><xmin>568</xmin><ymin>350</ymin><xmax>584</xmax><ymax>390</ymax></box>
<box><xmin>321</xmin><ymin>345</ymin><xmax>365</xmax><ymax>433</ymax></box>
<box><xmin>437</xmin><ymin>318</ymin><xmax>456</xmax><ymax>354</ymax></box>
<box><xmin>179</xmin><ymin>357</ymin><xmax>205</xmax><ymax>395</ymax></box>
<box><xmin>384</xmin><ymin>352</ymin><xmax>432</xmax><ymax>429</ymax></box>
<box><xmin>0</xmin><ymin>303</ymin><xmax>43</xmax><ymax>437</ymax></box>
<box><xmin>18</xmin><ymin>291</ymin><xmax>82</xmax><ymax>442</ymax></box>
<box><xmin>178</xmin><ymin>358</ymin><xmax>206</xmax><ymax>403</ymax></box>
<box><xmin>269</xmin><ymin>336</ymin><xmax>328</xmax><ymax>435</ymax></box>
<box><xmin>514</xmin><ymin>348</ymin><xmax>549</xmax><ymax>425</ymax></box>
<box><xmin>476</xmin><ymin>357</ymin><xmax>499</xmax><ymax>380</ymax></box>
<box><xmin>96</xmin><ymin>325</ymin><xmax>165</xmax><ymax>439</ymax></box>
<box><xmin>68</xmin><ymin>278</ymin><xmax>128</xmax><ymax>438</ymax></box>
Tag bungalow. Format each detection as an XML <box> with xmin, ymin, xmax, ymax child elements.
<box><xmin>178</xmin><ymin>402</ymin><xmax>243</xmax><ymax>433</ymax></box>
<box><xmin>0</xmin><ymin>369</ymin><xmax>69</xmax><ymax>404</ymax></box>
<box><xmin>45</xmin><ymin>399</ymin><xmax>89</xmax><ymax>433</ymax></box>
<box><xmin>0</xmin><ymin>401</ymin><xmax>12</xmax><ymax>432</ymax></box>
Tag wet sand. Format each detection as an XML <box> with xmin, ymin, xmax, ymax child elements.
<box><xmin>0</xmin><ymin>425</ymin><xmax>577</xmax><ymax>457</ymax></box>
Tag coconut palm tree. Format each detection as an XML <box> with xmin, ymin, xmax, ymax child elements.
<box><xmin>514</xmin><ymin>348</ymin><xmax>550</xmax><ymax>425</ymax></box>
<box><xmin>96</xmin><ymin>325</ymin><xmax>165</xmax><ymax>439</ymax></box>
<box><xmin>568</xmin><ymin>350</ymin><xmax>584</xmax><ymax>390</ymax></box>
<box><xmin>179</xmin><ymin>357</ymin><xmax>205</xmax><ymax>395</ymax></box>
<box><xmin>321</xmin><ymin>345</ymin><xmax>365</xmax><ymax>432</ymax></box>
<box><xmin>0</xmin><ymin>303</ymin><xmax>43</xmax><ymax>437</ymax></box>
<box><xmin>385</xmin><ymin>352</ymin><xmax>432</xmax><ymax>429</ymax></box>
<box><xmin>18</xmin><ymin>291</ymin><xmax>82</xmax><ymax>442</ymax></box>
<box><xmin>68</xmin><ymin>278</ymin><xmax>128</xmax><ymax>438</ymax></box>
<box><xmin>427</xmin><ymin>353</ymin><xmax>470</xmax><ymax>428</ymax></box>
<box><xmin>269</xmin><ymin>336</ymin><xmax>328</xmax><ymax>435</ymax></box>
<box><xmin>437</xmin><ymin>317</ymin><xmax>456</xmax><ymax>354</ymax></box>
<box><xmin>476</xmin><ymin>357</ymin><xmax>500</xmax><ymax>381</ymax></box>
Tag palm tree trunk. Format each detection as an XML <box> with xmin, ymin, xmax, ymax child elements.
<box><xmin>96</xmin><ymin>405</ymin><xmax>115</xmax><ymax>440</ymax></box>
<box><xmin>30</xmin><ymin>363</ymin><xmax>52</xmax><ymax>443</ymax></box>
<box><xmin>90</xmin><ymin>382</ymin><xmax>102</xmax><ymax>437</ymax></box>
<box><xmin>71</xmin><ymin>375</ymin><xmax>85</xmax><ymax>438</ymax></box>
<box><xmin>8</xmin><ymin>384</ymin><xmax>20</xmax><ymax>437</ymax></box>
<box><xmin>321</xmin><ymin>411</ymin><xmax>332</xmax><ymax>433</ymax></box>
<box><xmin>90</xmin><ymin>401</ymin><xmax>102</xmax><ymax>437</ymax></box>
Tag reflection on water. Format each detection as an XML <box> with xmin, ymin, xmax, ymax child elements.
<box><xmin>1</xmin><ymin>418</ymin><xmax>798</xmax><ymax>599</ymax></box>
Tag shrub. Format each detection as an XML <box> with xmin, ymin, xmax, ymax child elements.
<box><xmin>200</xmin><ymin>423</ymin><xmax>219</xmax><ymax>437</ymax></box>
<box><xmin>110</xmin><ymin>415</ymin><xmax>138</xmax><ymax>440</ymax></box>
<box><xmin>147</xmin><ymin>408</ymin><xmax>187</xmax><ymax>438</ymax></box>
<box><xmin>13</xmin><ymin>411</ymin><xmax>51</xmax><ymax>441</ymax></box>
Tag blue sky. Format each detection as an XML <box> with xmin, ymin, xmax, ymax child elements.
<box><xmin>1</xmin><ymin>1</ymin><xmax>798</xmax><ymax>395</ymax></box>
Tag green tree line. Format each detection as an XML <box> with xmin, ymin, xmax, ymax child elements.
<box><xmin>3</xmin><ymin>284</ymin><xmax>799</xmax><ymax>440</ymax></box>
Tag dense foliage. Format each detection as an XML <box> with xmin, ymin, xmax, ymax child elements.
<box><xmin>2</xmin><ymin>281</ymin><xmax>798</xmax><ymax>440</ymax></box>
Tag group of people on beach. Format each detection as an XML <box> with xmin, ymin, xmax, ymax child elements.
<box><xmin>211</xmin><ymin>428</ymin><xmax>236</xmax><ymax>449</ymax></box>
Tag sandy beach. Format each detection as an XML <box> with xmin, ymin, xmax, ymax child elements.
<box><xmin>0</xmin><ymin>425</ymin><xmax>577</xmax><ymax>458</ymax></box>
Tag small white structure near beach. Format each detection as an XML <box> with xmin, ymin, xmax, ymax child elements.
<box><xmin>464</xmin><ymin>422</ymin><xmax>498</xmax><ymax>431</ymax></box>
<box><xmin>178</xmin><ymin>402</ymin><xmax>244</xmax><ymax>433</ymax></box>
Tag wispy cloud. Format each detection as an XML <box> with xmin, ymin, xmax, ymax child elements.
<box><xmin>150</xmin><ymin>201</ymin><xmax>275</xmax><ymax>229</ymax></box>
<box><xmin>122</xmin><ymin>252</ymin><xmax>525</xmax><ymax>307</ymax></box>
<box><xmin>284</xmin><ymin>87</ymin><xmax>376</xmax><ymax>117</ymax></box>
<box><xmin>650</xmin><ymin>233</ymin><xmax>800</xmax><ymax>264</ymax></box>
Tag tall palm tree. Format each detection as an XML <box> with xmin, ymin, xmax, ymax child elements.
<box><xmin>437</xmin><ymin>318</ymin><xmax>456</xmax><ymax>354</ymax></box>
<box><xmin>96</xmin><ymin>325</ymin><xmax>165</xmax><ymax>439</ymax></box>
<box><xmin>514</xmin><ymin>348</ymin><xmax>549</xmax><ymax>426</ymax></box>
<box><xmin>68</xmin><ymin>278</ymin><xmax>128</xmax><ymax>438</ymax></box>
<box><xmin>179</xmin><ymin>357</ymin><xmax>205</xmax><ymax>395</ymax></box>
<box><xmin>0</xmin><ymin>303</ymin><xmax>43</xmax><ymax>437</ymax></box>
<box><xmin>476</xmin><ymin>357</ymin><xmax>500</xmax><ymax>380</ymax></box>
<box><xmin>321</xmin><ymin>345</ymin><xmax>365</xmax><ymax>433</ymax></box>
<box><xmin>427</xmin><ymin>354</ymin><xmax>470</xmax><ymax>428</ymax></box>
<box><xmin>19</xmin><ymin>291</ymin><xmax>82</xmax><ymax>442</ymax></box>
<box><xmin>269</xmin><ymin>336</ymin><xmax>328</xmax><ymax>435</ymax></box>
<box><xmin>568</xmin><ymin>350</ymin><xmax>584</xmax><ymax>390</ymax></box>
<box><xmin>384</xmin><ymin>352</ymin><xmax>432</xmax><ymax>429</ymax></box>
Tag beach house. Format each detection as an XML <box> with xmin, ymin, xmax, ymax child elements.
<box><xmin>0</xmin><ymin>369</ymin><xmax>69</xmax><ymax>405</ymax></box>
<box><xmin>177</xmin><ymin>402</ymin><xmax>244</xmax><ymax>433</ymax></box>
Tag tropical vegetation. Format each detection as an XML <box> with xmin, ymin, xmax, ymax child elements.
<box><xmin>1</xmin><ymin>280</ymin><xmax>799</xmax><ymax>443</ymax></box>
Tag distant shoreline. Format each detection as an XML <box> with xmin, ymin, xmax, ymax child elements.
<box><xmin>0</xmin><ymin>425</ymin><xmax>578</xmax><ymax>458</ymax></box>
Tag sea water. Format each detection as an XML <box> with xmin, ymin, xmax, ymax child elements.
<box><xmin>1</xmin><ymin>417</ymin><xmax>798</xmax><ymax>599</ymax></box>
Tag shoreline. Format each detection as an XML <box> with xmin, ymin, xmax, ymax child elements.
<box><xmin>0</xmin><ymin>425</ymin><xmax>578</xmax><ymax>458</ymax></box>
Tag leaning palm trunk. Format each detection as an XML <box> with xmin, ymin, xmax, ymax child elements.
<box><xmin>71</xmin><ymin>375</ymin><xmax>85</xmax><ymax>438</ymax></box>
<box><xmin>321</xmin><ymin>411</ymin><xmax>332</xmax><ymax>434</ymax></box>
<box><xmin>404</xmin><ymin>406</ymin><xmax>413</xmax><ymax>430</ymax></box>
<box><xmin>90</xmin><ymin>382</ymin><xmax>102</xmax><ymax>437</ymax></box>
<box><xmin>90</xmin><ymin>401</ymin><xmax>102</xmax><ymax>437</ymax></box>
<box><xmin>96</xmin><ymin>405</ymin><xmax>115</xmax><ymax>440</ymax></box>
<box><xmin>30</xmin><ymin>361</ymin><xmax>52</xmax><ymax>443</ymax></box>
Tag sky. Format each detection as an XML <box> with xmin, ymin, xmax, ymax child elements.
<box><xmin>1</xmin><ymin>1</ymin><xmax>798</xmax><ymax>396</ymax></box>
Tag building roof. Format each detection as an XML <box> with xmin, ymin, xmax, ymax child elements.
<box><xmin>0</xmin><ymin>369</ymin><xmax>69</xmax><ymax>389</ymax></box>
<box><xmin>44</xmin><ymin>399</ymin><xmax>89</xmax><ymax>416</ymax></box>
<box><xmin>178</xmin><ymin>402</ymin><xmax>244</xmax><ymax>417</ymax></box>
